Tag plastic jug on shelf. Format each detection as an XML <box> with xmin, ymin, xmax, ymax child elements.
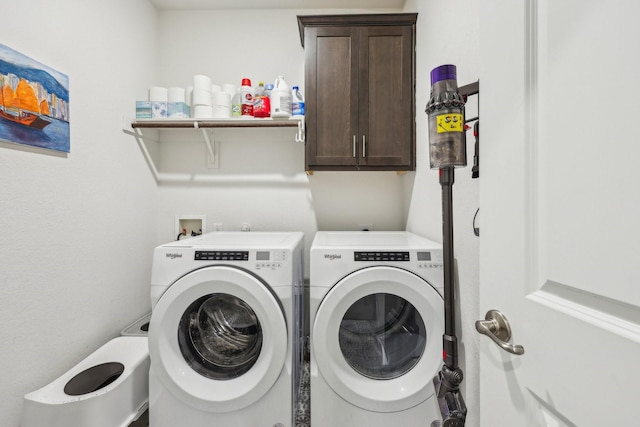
<box><xmin>241</xmin><ymin>78</ymin><xmax>254</xmax><ymax>117</ymax></box>
<box><xmin>253</xmin><ymin>81</ymin><xmax>270</xmax><ymax>118</ymax></box>
<box><xmin>270</xmin><ymin>76</ymin><xmax>292</xmax><ymax>119</ymax></box>
<box><xmin>291</xmin><ymin>85</ymin><xmax>305</xmax><ymax>116</ymax></box>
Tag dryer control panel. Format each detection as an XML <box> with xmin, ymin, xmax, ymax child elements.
<box><xmin>354</xmin><ymin>250</ymin><xmax>443</xmax><ymax>269</ymax></box>
<box><xmin>418</xmin><ymin>251</ymin><xmax>444</xmax><ymax>269</ymax></box>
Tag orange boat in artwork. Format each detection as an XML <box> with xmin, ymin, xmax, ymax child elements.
<box><xmin>0</xmin><ymin>79</ymin><xmax>52</xmax><ymax>130</ymax></box>
<box><xmin>0</xmin><ymin>107</ymin><xmax>51</xmax><ymax>130</ymax></box>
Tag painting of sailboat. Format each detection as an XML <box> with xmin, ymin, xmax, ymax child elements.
<box><xmin>0</xmin><ymin>43</ymin><xmax>70</xmax><ymax>153</ymax></box>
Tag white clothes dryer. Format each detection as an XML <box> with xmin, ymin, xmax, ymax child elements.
<box><xmin>310</xmin><ymin>231</ymin><xmax>444</xmax><ymax>426</ymax></box>
<box><xmin>148</xmin><ymin>232</ymin><xmax>304</xmax><ymax>427</ymax></box>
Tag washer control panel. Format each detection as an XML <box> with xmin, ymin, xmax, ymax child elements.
<box><xmin>255</xmin><ymin>250</ymin><xmax>288</xmax><ymax>270</ymax></box>
<box><xmin>193</xmin><ymin>249</ymin><xmax>290</xmax><ymax>271</ymax></box>
<box><xmin>194</xmin><ymin>251</ymin><xmax>249</xmax><ymax>261</ymax></box>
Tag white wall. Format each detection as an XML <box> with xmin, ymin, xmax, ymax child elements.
<box><xmin>404</xmin><ymin>0</ymin><xmax>480</xmax><ymax>425</ymax></box>
<box><xmin>153</xmin><ymin>8</ymin><xmax>411</xmax><ymax>276</ymax></box>
<box><xmin>0</xmin><ymin>1</ymin><xmax>159</xmax><ymax>424</ymax></box>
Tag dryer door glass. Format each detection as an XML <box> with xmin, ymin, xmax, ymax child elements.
<box><xmin>178</xmin><ymin>293</ymin><xmax>263</xmax><ymax>380</ymax></box>
<box><xmin>339</xmin><ymin>293</ymin><xmax>426</xmax><ymax>379</ymax></box>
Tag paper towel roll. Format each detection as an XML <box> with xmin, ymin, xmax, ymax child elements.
<box><xmin>186</xmin><ymin>86</ymin><xmax>193</xmax><ymax>107</ymax></box>
<box><xmin>212</xmin><ymin>91</ymin><xmax>231</xmax><ymax>107</ymax></box>
<box><xmin>211</xmin><ymin>84</ymin><xmax>222</xmax><ymax>94</ymax></box>
<box><xmin>222</xmin><ymin>83</ymin><xmax>236</xmax><ymax>97</ymax></box>
<box><xmin>212</xmin><ymin>105</ymin><xmax>231</xmax><ymax>119</ymax></box>
<box><xmin>193</xmin><ymin>105</ymin><xmax>214</xmax><ymax>119</ymax></box>
<box><xmin>192</xmin><ymin>89</ymin><xmax>212</xmax><ymax>106</ymax></box>
<box><xmin>168</xmin><ymin>87</ymin><xmax>186</xmax><ymax>103</ymax></box>
<box><xmin>193</xmin><ymin>74</ymin><xmax>212</xmax><ymax>91</ymax></box>
<box><xmin>149</xmin><ymin>86</ymin><xmax>168</xmax><ymax>102</ymax></box>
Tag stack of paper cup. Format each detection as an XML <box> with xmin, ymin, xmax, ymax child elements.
<box><xmin>192</xmin><ymin>75</ymin><xmax>214</xmax><ymax>119</ymax></box>
<box><xmin>212</xmin><ymin>91</ymin><xmax>231</xmax><ymax>119</ymax></box>
<box><xmin>149</xmin><ymin>86</ymin><xmax>168</xmax><ymax>118</ymax></box>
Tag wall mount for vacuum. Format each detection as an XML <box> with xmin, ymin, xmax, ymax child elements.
<box><xmin>458</xmin><ymin>81</ymin><xmax>479</xmax><ymax>179</ymax></box>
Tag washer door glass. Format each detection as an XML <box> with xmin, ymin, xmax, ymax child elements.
<box><xmin>339</xmin><ymin>293</ymin><xmax>426</xmax><ymax>379</ymax></box>
<box><xmin>149</xmin><ymin>265</ymin><xmax>289</xmax><ymax>412</ymax></box>
<box><xmin>313</xmin><ymin>266</ymin><xmax>443</xmax><ymax>412</ymax></box>
<box><xmin>178</xmin><ymin>293</ymin><xmax>262</xmax><ymax>380</ymax></box>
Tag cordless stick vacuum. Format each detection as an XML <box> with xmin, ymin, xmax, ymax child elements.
<box><xmin>426</xmin><ymin>64</ymin><xmax>468</xmax><ymax>427</ymax></box>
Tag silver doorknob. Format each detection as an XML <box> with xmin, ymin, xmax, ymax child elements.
<box><xmin>475</xmin><ymin>309</ymin><xmax>525</xmax><ymax>355</ymax></box>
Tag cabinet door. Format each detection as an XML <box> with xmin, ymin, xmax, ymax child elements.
<box><xmin>305</xmin><ymin>26</ymin><xmax>359</xmax><ymax>169</ymax></box>
<box><xmin>358</xmin><ymin>25</ymin><xmax>414</xmax><ymax>169</ymax></box>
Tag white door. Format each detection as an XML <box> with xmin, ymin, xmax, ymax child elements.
<box><xmin>479</xmin><ymin>1</ymin><xmax>640</xmax><ymax>426</ymax></box>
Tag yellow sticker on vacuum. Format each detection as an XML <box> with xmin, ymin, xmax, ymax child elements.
<box><xmin>436</xmin><ymin>113</ymin><xmax>464</xmax><ymax>133</ymax></box>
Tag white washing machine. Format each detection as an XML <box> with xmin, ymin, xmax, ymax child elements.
<box><xmin>148</xmin><ymin>232</ymin><xmax>304</xmax><ymax>427</ymax></box>
<box><xmin>310</xmin><ymin>231</ymin><xmax>445</xmax><ymax>426</ymax></box>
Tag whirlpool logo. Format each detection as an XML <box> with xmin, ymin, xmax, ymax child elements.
<box><xmin>165</xmin><ymin>253</ymin><xmax>183</xmax><ymax>259</ymax></box>
<box><xmin>324</xmin><ymin>254</ymin><xmax>342</xmax><ymax>261</ymax></box>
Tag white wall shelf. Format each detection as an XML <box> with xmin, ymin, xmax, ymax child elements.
<box><xmin>124</xmin><ymin>116</ymin><xmax>305</xmax><ymax>182</ymax></box>
<box><xmin>131</xmin><ymin>116</ymin><xmax>304</xmax><ymax>132</ymax></box>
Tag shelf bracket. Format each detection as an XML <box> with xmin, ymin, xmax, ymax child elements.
<box><xmin>295</xmin><ymin>117</ymin><xmax>305</xmax><ymax>143</ymax></box>
<box><xmin>131</xmin><ymin>127</ymin><xmax>160</xmax><ymax>182</ymax></box>
<box><xmin>194</xmin><ymin>121</ymin><xmax>217</xmax><ymax>166</ymax></box>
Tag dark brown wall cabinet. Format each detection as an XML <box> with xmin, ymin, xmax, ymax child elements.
<box><xmin>297</xmin><ymin>14</ymin><xmax>417</xmax><ymax>172</ymax></box>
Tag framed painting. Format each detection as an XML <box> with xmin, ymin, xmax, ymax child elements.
<box><xmin>0</xmin><ymin>44</ymin><xmax>70</xmax><ymax>153</ymax></box>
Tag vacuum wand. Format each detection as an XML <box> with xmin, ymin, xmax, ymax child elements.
<box><xmin>426</xmin><ymin>64</ymin><xmax>468</xmax><ymax>427</ymax></box>
<box><xmin>440</xmin><ymin>167</ymin><xmax>458</xmax><ymax>371</ymax></box>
